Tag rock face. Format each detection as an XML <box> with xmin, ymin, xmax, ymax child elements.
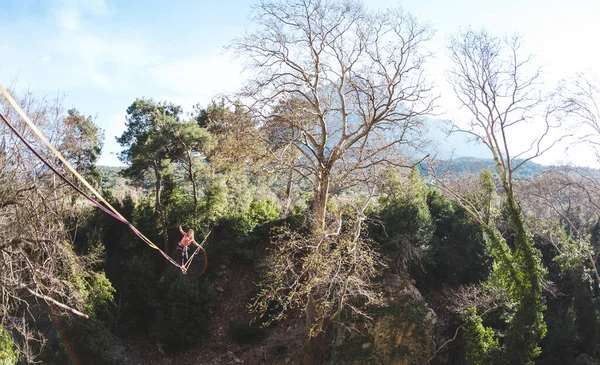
<box><xmin>332</xmin><ymin>274</ymin><xmax>436</xmax><ymax>365</ymax></box>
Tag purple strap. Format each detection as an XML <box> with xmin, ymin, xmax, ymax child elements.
<box><xmin>0</xmin><ymin>111</ymin><xmax>182</xmax><ymax>269</ymax></box>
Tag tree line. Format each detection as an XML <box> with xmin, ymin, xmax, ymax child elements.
<box><xmin>3</xmin><ymin>0</ymin><xmax>600</xmax><ymax>364</ymax></box>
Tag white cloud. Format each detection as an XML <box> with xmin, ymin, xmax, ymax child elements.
<box><xmin>90</xmin><ymin>72</ymin><xmax>112</xmax><ymax>92</ymax></box>
<box><xmin>22</xmin><ymin>30</ymin><xmax>157</xmax><ymax>93</ymax></box>
<box><xmin>58</xmin><ymin>8</ymin><xmax>79</xmax><ymax>30</ymax></box>
<box><xmin>83</xmin><ymin>0</ymin><xmax>109</xmax><ymax>16</ymax></box>
<box><xmin>55</xmin><ymin>0</ymin><xmax>110</xmax><ymax>32</ymax></box>
<box><xmin>149</xmin><ymin>53</ymin><xmax>245</xmax><ymax>108</ymax></box>
<box><xmin>69</xmin><ymin>33</ymin><xmax>152</xmax><ymax>68</ymax></box>
<box><xmin>56</xmin><ymin>0</ymin><xmax>109</xmax><ymax>16</ymax></box>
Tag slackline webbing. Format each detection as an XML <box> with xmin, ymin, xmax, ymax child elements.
<box><xmin>0</xmin><ymin>84</ymin><xmax>209</xmax><ymax>273</ymax></box>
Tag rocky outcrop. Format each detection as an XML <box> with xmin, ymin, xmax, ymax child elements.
<box><xmin>332</xmin><ymin>274</ymin><xmax>436</xmax><ymax>365</ymax></box>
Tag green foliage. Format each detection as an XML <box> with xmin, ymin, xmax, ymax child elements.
<box><xmin>61</xmin><ymin>108</ymin><xmax>104</xmax><ymax>186</ymax></box>
<box><xmin>117</xmin><ymin>98</ymin><xmax>183</xmax><ymax>155</ymax></box>
<box><xmin>68</xmin><ymin>220</ymin><xmax>116</xmax><ymax>314</ymax></box>
<box><xmin>554</xmin><ymin>235</ymin><xmax>590</xmax><ymax>274</ymax></box>
<box><xmin>85</xmin><ymin>272</ymin><xmax>116</xmax><ymax>314</ymax></box>
<box><xmin>504</xmin><ymin>236</ymin><xmax>547</xmax><ymax>364</ymax></box>
<box><xmin>373</xmin><ymin>168</ymin><xmax>434</xmax><ymax>272</ymax></box>
<box><xmin>154</xmin><ymin>270</ymin><xmax>216</xmax><ymax>351</ymax></box>
<box><xmin>236</xmin><ymin>199</ymin><xmax>281</xmax><ymax>234</ymax></box>
<box><xmin>420</xmin><ymin>157</ymin><xmax>546</xmax><ymax>179</ymax></box>
<box><xmin>482</xmin><ymin>225</ymin><xmax>547</xmax><ymax>365</ymax></box>
<box><xmin>425</xmin><ymin>190</ymin><xmax>491</xmax><ymax>285</ymax></box>
<box><xmin>164</xmin><ymin>186</ymin><xmax>196</xmax><ymax>228</ymax></box>
<box><xmin>193</xmin><ymin>100</ymin><xmax>264</xmax><ymax>171</ymax></box>
<box><xmin>463</xmin><ymin>308</ymin><xmax>499</xmax><ymax>365</ymax></box>
<box><xmin>227</xmin><ymin>320</ymin><xmax>267</xmax><ymax>344</ymax></box>
<box><xmin>540</xmin><ymin>300</ymin><xmax>580</xmax><ymax>365</ymax></box>
<box><xmin>378</xmin><ymin>167</ymin><xmax>429</xmax><ymax>211</ymax></box>
<box><xmin>470</xmin><ymin>169</ymin><xmax>497</xmax><ymax>224</ymax></box>
<box><xmin>444</xmin><ymin>168</ymin><xmax>548</xmax><ymax>365</ymax></box>
<box><xmin>540</xmin><ymin>223</ymin><xmax>600</xmax><ymax>363</ymax></box>
<box><xmin>200</xmin><ymin>177</ymin><xmax>229</xmax><ymax>224</ymax></box>
<box><xmin>64</xmin><ymin>255</ymin><xmax>122</xmax><ymax>365</ymax></box>
<box><xmin>99</xmin><ymin>166</ymin><xmax>128</xmax><ymax>190</ymax></box>
<box><xmin>117</xmin><ymin>98</ymin><xmax>182</xmax><ymax>184</ymax></box>
<box><xmin>116</xmin><ymin>254</ymin><xmax>161</xmax><ymax>329</ymax></box>
<box><xmin>171</xmin><ymin>120</ymin><xmax>215</xmax><ymax>157</ymax></box>
<box><xmin>0</xmin><ymin>326</ymin><xmax>17</xmax><ymax>365</ymax></box>
<box><xmin>212</xmin><ymin>199</ymin><xmax>281</xmax><ymax>263</ymax></box>
<box><xmin>223</xmin><ymin>169</ymin><xmax>254</xmax><ymax>215</ymax></box>
<box><xmin>68</xmin><ymin>317</ymin><xmax>124</xmax><ymax>365</ymax></box>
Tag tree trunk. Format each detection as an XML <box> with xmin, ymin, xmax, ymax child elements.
<box><xmin>154</xmin><ymin>165</ymin><xmax>169</xmax><ymax>253</ymax></box>
<box><xmin>503</xmin><ymin>184</ymin><xmax>545</xmax><ymax>365</ymax></box>
<box><xmin>70</xmin><ymin>173</ymin><xmax>78</xmax><ymax>206</ymax></box>
<box><xmin>312</xmin><ymin>169</ymin><xmax>330</xmax><ymax>234</ymax></box>
<box><xmin>505</xmin><ymin>186</ymin><xmax>541</xmax><ymax>293</ymax></box>
<box><xmin>284</xmin><ymin>168</ymin><xmax>294</xmax><ymax>216</ymax></box>
<box><xmin>302</xmin><ymin>333</ymin><xmax>330</xmax><ymax>365</ymax></box>
<box><xmin>302</xmin><ymin>294</ymin><xmax>331</xmax><ymax>365</ymax></box>
<box><xmin>187</xmin><ymin>151</ymin><xmax>198</xmax><ymax>209</ymax></box>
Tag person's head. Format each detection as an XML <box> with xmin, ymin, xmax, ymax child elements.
<box><xmin>187</xmin><ymin>229</ymin><xmax>195</xmax><ymax>239</ymax></box>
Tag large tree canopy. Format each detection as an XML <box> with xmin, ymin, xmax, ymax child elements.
<box><xmin>232</xmin><ymin>0</ymin><xmax>436</xmax><ymax>230</ymax></box>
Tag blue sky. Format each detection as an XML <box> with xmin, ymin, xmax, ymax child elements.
<box><xmin>2</xmin><ymin>0</ymin><xmax>600</xmax><ymax>166</ymax></box>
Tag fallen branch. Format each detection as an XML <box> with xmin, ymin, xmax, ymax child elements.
<box><xmin>23</xmin><ymin>286</ymin><xmax>89</xmax><ymax>319</ymax></box>
<box><xmin>422</xmin><ymin>323</ymin><xmax>465</xmax><ymax>365</ymax></box>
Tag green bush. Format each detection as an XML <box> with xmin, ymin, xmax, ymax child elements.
<box><xmin>154</xmin><ymin>270</ymin><xmax>216</xmax><ymax>351</ymax></box>
<box><xmin>370</xmin><ymin>168</ymin><xmax>434</xmax><ymax>272</ymax></box>
<box><xmin>235</xmin><ymin>199</ymin><xmax>281</xmax><ymax>235</ymax></box>
<box><xmin>424</xmin><ymin>190</ymin><xmax>491</xmax><ymax>285</ymax></box>
<box><xmin>65</xmin><ymin>263</ymin><xmax>124</xmax><ymax>365</ymax></box>
<box><xmin>0</xmin><ymin>326</ymin><xmax>17</xmax><ymax>365</ymax></box>
<box><xmin>68</xmin><ymin>317</ymin><xmax>125</xmax><ymax>365</ymax></box>
<box><xmin>539</xmin><ymin>300</ymin><xmax>580</xmax><ymax>365</ymax></box>
<box><xmin>212</xmin><ymin>199</ymin><xmax>281</xmax><ymax>264</ymax></box>
<box><xmin>115</xmin><ymin>254</ymin><xmax>161</xmax><ymax>330</ymax></box>
<box><xmin>463</xmin><ymin>307</ymin><xmax>499</xmax><ymax>365</ymax></box>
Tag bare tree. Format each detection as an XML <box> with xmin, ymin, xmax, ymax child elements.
<box><xmin>433</xmin><ymin>28</ymin><xmax>568</xmax><ymax>364</ymax></box>
<box><xmin>557</xmin><ymin>73</ymin><xmax>600</xmax><ymax>159</ymax></box>
<box><xmin>0</xmin><ymin>87</ymin><xmax>97</xmax><ymax>362</ymax></box>
<box><xmin>447</xmin><ymin>30</ymin><xmax>565</xmax><ymax>190</ymax></box>
<box><xmin>519</xmin><ymin>167</ymin><xmax>600</xmax><ymax>288</ymax></box>
<box><xmin>231</xmin><ymin>1</ymin><xmax>435</xmax><ymax>362</ymax></box>
<box><xmin>232</xmin><ymin>0</ymin><xmax>436</xmax><ymax>232</ymax></box>
<box><xmin>251</xmin><ymin>189</ymin><xmax>384</xmax><ymax>364</ymax></box>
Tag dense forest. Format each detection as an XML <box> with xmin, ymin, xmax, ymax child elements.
<box><xmin>3</xmin><ymin>1</ymin><xmax>600</xmax><ymax>364</ymax></box>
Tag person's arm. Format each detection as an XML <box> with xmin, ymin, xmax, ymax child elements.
<box><xmin>191</xmin><ymin>239</ymin><xmax>203</xmax><ymax>248</ymax></box>
<box><xmin>179</xmin><ymin>225</ymin><xmax>186</xmax><ymax>235</ymax></box>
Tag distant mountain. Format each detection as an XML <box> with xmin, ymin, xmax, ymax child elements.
<box><xmin>99</xmin><ymin>157</ymin><xmax>546</xmax><ymax>195</ymax></box>
<box><xmin>424</xmin><ymin>119</ymin><xmax>492</xmax><ymax>160</ymax></box>
<box><xmin>419</xmin><ymin>157</ymin><xmax>547</xmax><ymax>179</ymax></box>
<box><xmin>420</xmin><ymin>119</ymin><xmax>576</xmax><ymax>179</ymax></box>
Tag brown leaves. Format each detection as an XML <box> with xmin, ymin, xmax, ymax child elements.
<box><xmin>1</xmin><ymin>89</ymin><xmax>93</xmax><ymax>362</ymax></box>
<box><xmin>250</xmin><ymin>215</ymin><xmax>384</xmax><ymax>337</ymax></box>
